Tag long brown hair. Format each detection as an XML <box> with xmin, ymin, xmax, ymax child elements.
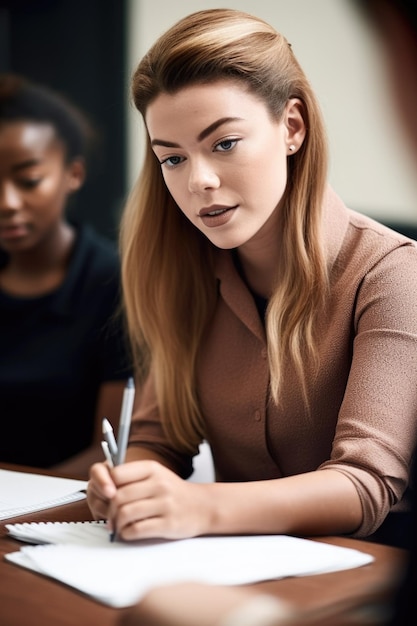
<box><xmin>121</xmin><ymin>9</ymin><xmax>329</xmax><ymax>452</ymax></box>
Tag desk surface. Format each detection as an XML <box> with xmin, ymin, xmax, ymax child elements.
<box><xmin>0</xmin><ymin>465</ymin><xmax>408</xmax><ymax>626</ymax></box>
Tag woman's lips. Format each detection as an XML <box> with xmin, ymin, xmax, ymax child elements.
<box><xmin>199</xmin><ymin>205</ymin><xmax>237</xmax><ymax>228</ymax></box>
<box><xmin>0</xmin><ymin>223</ymin><xmax>29</xmax><ymax>240</ymax></box>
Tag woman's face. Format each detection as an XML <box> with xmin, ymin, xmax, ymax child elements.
<box><xmin>0</xmin><ymin>121</ymin><xmax>82</xmax><ymax>253</ymax></box>
<box><xmin>146</xmin><ymin>79</ymin><xmax>305</xmax><ymax>251</ymax></box>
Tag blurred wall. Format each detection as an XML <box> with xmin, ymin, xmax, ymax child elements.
<box><xmin>126</xmin><ymin>0</ymin><xmax>417</xmax><ymax>229</ymax></box>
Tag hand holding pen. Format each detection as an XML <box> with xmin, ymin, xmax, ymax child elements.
<box><xmin>101</xmin><ymin>377</ymin><xmax>135</xmax><ymax>468</ymax></box>
<box><xmin>101</xmin><ymin>377</ymin><xmax>135</xmax><ymax>540</ymax></box>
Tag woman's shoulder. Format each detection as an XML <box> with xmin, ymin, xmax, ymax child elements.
<box><xmin>347</xmin><ymin>209</ymin><xmax>417</xmax><ymax>246</ymax></box>
<box><xmin>63</xmin><ymin>223</ymin><xmax>122</xmax><ymax>300</ymax></box>
<box><xmin>324</xmin><ymin>186</ymin><xmax>416</xmax><ymax>252</ymax></box>
<box><xmin>342</xmin><ymin>209</ymin><xmax>417</xmax><ymax>276</ymax></box>
<box><xmin>75</xmin><ymin>222</ymin><xmax>119</xmax><ymax>260</ymax></box>
<box><xmin>71</xmin><ymin>222</ymin><xmax>120</xmax><ymax>274</ymax></box>
<box><xmin>324</xmin><ymin>189</ymin><xmax>417</xmax><ymax>268</ymax></box>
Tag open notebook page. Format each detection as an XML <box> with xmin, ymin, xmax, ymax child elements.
<box><xmin>0</xmin><ymin>470</ymin><xmax>87</xmax><ymax>520</ymax></box>
<box><xmin>4</xmin><ymin>521</ymin><xmax>374</xmax><ymax>608</ymax></box>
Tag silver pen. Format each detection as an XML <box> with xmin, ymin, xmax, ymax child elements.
<box><xmin>101</xmin><ymin>440</ymin><xmax>114</xmax><ymax>467</ymax></box>
<box><xmin>102</xmin><ymin>417</ymin><xmax>118</xmax><ymax>465</ymax></box>
<box><xmin>100</xmin><ymin>377</ymin><xmax>135</xmax><ymax>541</ymax></box>
<box><xmin>115</xmin><ymin>377</ymin><xmax>135</xmax><ymax>465</ymax></box>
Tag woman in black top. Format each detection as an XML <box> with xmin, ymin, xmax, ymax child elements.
<box><xmin>0</xmin><ymin>74</ymin><xmax>131</xmax><ymax>478</ymax></box>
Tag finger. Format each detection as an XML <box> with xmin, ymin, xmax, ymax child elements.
<box><xmin>86</xmin><ymin>494</ymin><xmax>109</xmax><ymax>521</ymax></box>
<box><xmin>86</xmin><ymin>485</ymin><xmax>111</xmax><ymax>521</ymax></box>
<box><xmin>119</xmin><ymin>513</ymin><xmax>178</xmax><ymax>541</ymax></box>
<box><xmin>90</xmin><ymin>500</ymin><xmax>110</xmax><ymax>522</ymax></box>
<box><xmin>89</xmin><ymin>460</ymin><xmax>114</xmax><ymax>483</ymax></box>
<box><xmin>111</xmin><ymin>459</ymin><xmax>164</xmax><ymax>487</ymax></box>
<box><xmin>114</xmin><ymin>495</ymin><xmax>182</xmax><ymax>541</ymax></box>
<box><xmin>108</xmin><ymin>471</ymin><xmax>166</xmax><ymax>532</ymax></box>
<box><xmin>87</xmin><ymin>464</ymin><xmax>117</xmax><ymax>521</ymax></box>
<box><xmin>112</xmin><ymin>476</ymin><xmax>161</xmax><ymax>510</ymax></box>
<box><xmin>89</xmin><ymin>461</ymin><xmax>117</xmax><ymax>499</ymax></box>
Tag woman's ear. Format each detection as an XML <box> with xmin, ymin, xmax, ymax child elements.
<box><xmin>284</xmin><ymin>98</ymin><xmax>306</xmax><ymax>153</ymax></box>
<box><xmin>66</xmin><ymin>157</ymin><xmax>86</xmax><ymax>193</ymax></box>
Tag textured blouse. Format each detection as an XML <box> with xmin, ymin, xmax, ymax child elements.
<box><xmin>129</xmin><ymin>187</ymin><xmax>417</xmax><ymax>538</ymax></box>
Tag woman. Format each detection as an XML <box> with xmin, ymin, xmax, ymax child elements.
<box><xmin>0</xmin><ymin>74</ymin><xmax>131</xmax><ymax>478</ymax></box>
<box><xmin>88</xmin><ymin>9</ymin><xmax>417</xmax><ymax>544</ymax></box>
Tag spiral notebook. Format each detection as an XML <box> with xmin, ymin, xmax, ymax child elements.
<box><xmin>0</xmin><ymin>469</ymin><xmax>87</xmax><ymax>520</ymax></box>
<box><xmin>4</xmin><ymin>520</ymin><xmax>374</xmax><ymax>608</ymax></box>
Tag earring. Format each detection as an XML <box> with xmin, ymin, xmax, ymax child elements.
<box><xmin>289</xmin><ymin>144</ymin><xmax>296</xmax><ymax>152</ymax></box>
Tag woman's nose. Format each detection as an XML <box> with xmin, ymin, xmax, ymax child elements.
<box><xmin>0</xmin><ymin>183</ymin><xmax>22</xmax><ymax>212</ymax></box>
<box><xmin>188</xmin><ymin>160</ymin><xmax>220</xmax><ymax>194</ymax></box>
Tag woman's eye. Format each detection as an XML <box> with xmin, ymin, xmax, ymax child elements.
<box><xmin>18</xmin><ymin>178</ymin><xmax>42</xmax><ymax>190</ymax></box>
<box><xmin>160</xmin><ymin>155</ymin><xmax>184</xmax><ymax>168</ymax></box>
<box><xmin>214</xmin><ymin>138</ymin><xmax>239</xmax><ymax>152</ymax></box>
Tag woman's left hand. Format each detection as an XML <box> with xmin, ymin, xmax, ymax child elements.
<box><xmin>108</xmin><ymin>460</ymin><xmax>212</xmax><ymax>541</ymax></box>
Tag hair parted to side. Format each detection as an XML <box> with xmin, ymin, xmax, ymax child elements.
<box><xmin>121</xmin><ymin>8</ymin><xmax>329</xmax><ymax>452</ymax></box>
<box><xmin>0</xmin><ymin>73</ymin><xmax>95</xmax><ymax>164</ymax></box>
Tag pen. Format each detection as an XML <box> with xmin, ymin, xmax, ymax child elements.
<box><xmin>100</xmin><ymin>440</ymin><xmax>114</xmax><ymax>468</ymax></box>
<box><xmin>102</xmin><ymin>417</ymin><xmax>118</xmax><ymax>465</ymax></box>
<box><xmin>115</xmin><ymin>377</ymin><xmax>135</xmax><ymax>466</ymax></box>
<box><xmin>104</xmin><ymin>377</ymin><xmax>135</xmax><ymax>542</ymax></box>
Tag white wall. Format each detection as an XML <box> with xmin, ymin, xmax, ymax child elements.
<box><xmin>126</xmin><ymin>0</ymin><xmax>417</xmax><ymax>225</ymax></box>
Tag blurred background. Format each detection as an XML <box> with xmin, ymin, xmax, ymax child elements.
<box><xmin>0</xmin><ymin>0</ymin><xmax>127</xmax><ymax>241</ymax></box>
<box><xmin>1</xmin><ymin>0</ymin><xmax>416</xmax><ymax>242</ymax></box>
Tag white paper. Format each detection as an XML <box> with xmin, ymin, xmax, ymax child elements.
<box><xmin>6</xmin><ymin>520</ymin><xmax>106</xmax><ymax>545</ymax></box>
<box><xmin>4</xmin><ymin>522</ymin><xmax>374</xmax><ymax>608</ymax></box>
<box><xmin>0</xmin><ymin>470</ymin><xmax>87</xmax><ymax>520</ymax></box>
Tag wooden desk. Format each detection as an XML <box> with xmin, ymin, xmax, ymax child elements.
<box><xmin>0</xmin><ymin>466</ymin><xmax>408</xmax><ymax>626</ymax></box>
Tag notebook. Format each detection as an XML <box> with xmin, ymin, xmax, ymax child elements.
<box><xmin>0</xmin><ymin>470</ymin><xmax>87</xmax><ymax>520</ymax></box>
<box><xmin>4</xmin><ymin>520</ymin><xmax>374</xmax><ymax>608</ymax></box>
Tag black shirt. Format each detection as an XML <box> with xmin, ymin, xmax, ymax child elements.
<box><xmin>0</xmin><ymin>223</ymin><xmax>131</xmax><ymax>467</ymax></box>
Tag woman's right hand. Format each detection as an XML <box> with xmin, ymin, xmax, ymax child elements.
<box><xmin>87</xmin><ymin>461</ymin><xmax>117</xmax><ymax>520</ymax></box>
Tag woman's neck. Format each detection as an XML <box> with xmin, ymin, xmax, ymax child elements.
<box><xmin>235</xmin><ymin>230</ymin><xmax>282</xmax><ymax>299</ymax></box>
<box><xmin>235</xmin><ymin>204</ymin><xmax>283</xmax><ymax>298</ymax></box>
<box><xmin>0</xmin><ymin>222</ymin><xmax>76</xmax><ymax>297</ymax></box>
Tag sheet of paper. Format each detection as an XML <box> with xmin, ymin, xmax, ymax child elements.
<box><xmin>4</xmin><ymin>523</ymin><xmax>374</xmax><ymax>608</ymax></box>
<box><xmin>0</xmin><ymin>470</ymin><xmax>87</xmax><ymax>520</ymax></box>
<box><xmin>6</xmin><ymin>520</ymin><xmax>106</xmax><ymax>545</ymax></box>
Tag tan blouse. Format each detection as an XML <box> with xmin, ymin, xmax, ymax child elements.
<box><xmin>129</xmin><ymin>187</ymin><xmax>417</xmax><ymax>538</ymax></box>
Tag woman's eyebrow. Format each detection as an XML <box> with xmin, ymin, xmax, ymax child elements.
<box><xmin>151</xmin><ymin>117</ymin><xmax>243</xmax><ymax>148</ymax></box>
<box><xmin>12</xmin><ymin>158</ymin><xmax>42</xmax><ymax>172</ymax></box>
<box><xmin>197</xmin><ymin>117</ymin><xmax>243</xmax><ymax>142</ymax></box>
